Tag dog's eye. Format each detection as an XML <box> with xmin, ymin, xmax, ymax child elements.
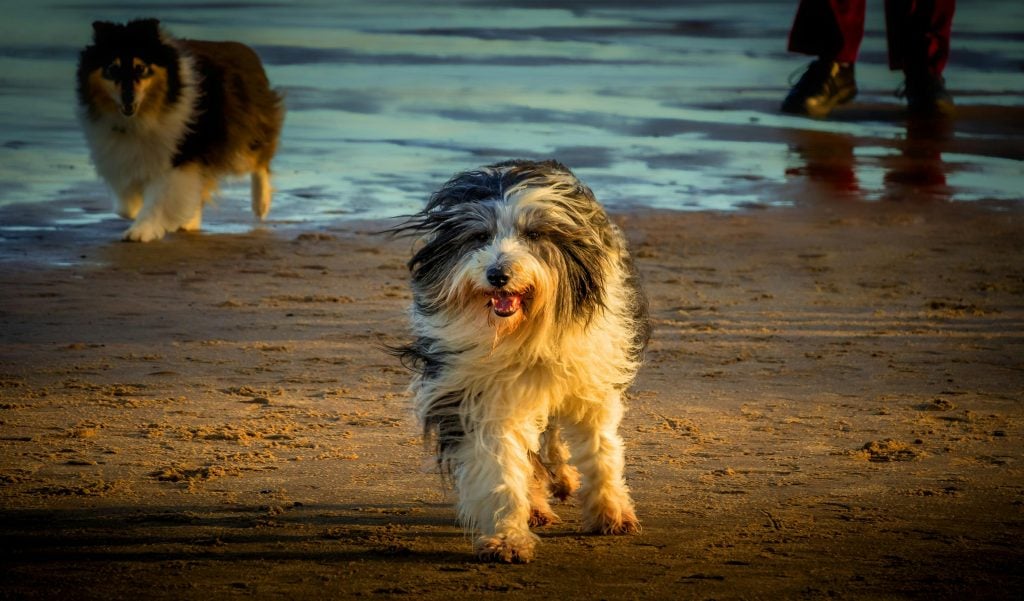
<box><xmin>135</xmin><ymin>64</ymin><xmax>154</xmax><ymax>79</ymax></box>
<box><xmin>101</xmin><ymin>64</ymin><xmax>118</xmax><ymax>80</ymax></box>
<box><xmin>524</xmin><ymin>230</ymin><xmax>542</xmax><ymax>241</ymax></box>
<box><xmin>471</xmin><ymin>232</ymin><xmax>490</xmax><ymax>244</ymax></box>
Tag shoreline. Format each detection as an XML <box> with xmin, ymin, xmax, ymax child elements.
<box><xmin>2</xmin><ymin>192</ymin><xmax>1022</xmax><ymax>269</ymax></box>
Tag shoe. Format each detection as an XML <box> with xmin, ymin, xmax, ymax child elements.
<box><xmin>781</xmin><ymin>59</ymin><xmax>858</xmax><ymax>118</ymax></box>
<box><xmin>900</xmin><ymin>72</ymin><xmax>955</xmax><ymax>116</ymax></box>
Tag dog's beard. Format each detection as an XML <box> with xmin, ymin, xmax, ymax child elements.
<box><xmin>443</xmin><ymin>256</ymin><xmax>553</xmax><ymax>344</ymax></box>
<box><xmin>488</xmin><ymin>289</ymin><xmax>526</xmax><ymax>318</ymax></box>
<box><xmin>483</xmin><ymin>287</ymin><xmax>533</xmax><ymax>341</ymax></box>
<box><xmin>486</xmin><ymin>282</ymin><xmax>543</xmax><ymax>320</ymax></box>
<box><xmin>451</xmin><ymin>282</ymin><xmax>536</xmax><ymax>340</ymax></box>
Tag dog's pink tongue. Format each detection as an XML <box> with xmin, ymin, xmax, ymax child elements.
<box><xmin>491</xmin><ymin>292</ymin><xmax>522</xmax><ymax>317</ymax></box>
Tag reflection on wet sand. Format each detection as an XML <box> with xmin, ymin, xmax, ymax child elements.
<box><xmin>786</xmin><ymin>129</ymin><xmax>862</xmax><ymax>197</ymax></box>
<box><xmin>881</xmin><ymin>116</ymin><xmax>953</xmax><ymax>201</ymax></box>
<box><xmin>786</xmin><ymin>115</ymin><xmax>957</xmax><ymax>204</ymax></box>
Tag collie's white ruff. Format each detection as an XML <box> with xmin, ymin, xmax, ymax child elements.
<box><xmin>78</xmin><ymin>25</ymin><xmax>278</xmax><ymax>242</ymax></box>
<box><xmin>79</xmin><ymin>43</ymin><xmax>204</xmax><ymax>242</ymax></box>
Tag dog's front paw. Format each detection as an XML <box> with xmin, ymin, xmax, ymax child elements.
<box><xmin>584</xmin><ymin>506</ymin><xmax>641</xmax><ymax>535</ymax></box>
<box><xmin>475</xmin><ymin>532</ymin><xmax>536</xmax><ymax>564</ymax></box>
<box><xmin>123</xmin><ymin>220</ymin><xmax>168</xmax><ymax>243</ymax></box>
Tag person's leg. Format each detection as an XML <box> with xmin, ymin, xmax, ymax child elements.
<box><xmin>783</xmin><ymin>0</ymin><xmax>864</xmax><ymax>117</ymax></box>
<box><xmin>885</xmin><ymin>0</ymin><xmax>956</xmax><ymax>114</ymax></box>
<box><xmin>885</xmin><ymin>0</ymin><xmax>955</xmax><ymax>75</ymax></box>
<box><xmin>789</xmin><ymin>0</ymin><xmax>867</xmax><ymax>64</ymax></box>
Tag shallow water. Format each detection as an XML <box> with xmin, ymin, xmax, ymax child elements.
<box><xmin>0</xmin><ymin>0</ymin><xmax>1022</xmax><ymax>240</ymax></box>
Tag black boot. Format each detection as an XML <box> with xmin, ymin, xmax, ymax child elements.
<box><xmin>782</xmin><ymin>59</ymin><xmax>858</xmax><ymax>118</ymax></box>
<box><xmin>901</xmin><ymin>71</ymin><xmax>955</xmax><ymax>116</ymax></box>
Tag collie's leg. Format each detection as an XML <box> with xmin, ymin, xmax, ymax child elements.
<box><xmin>564</xmin><ymin>397</ymin><xmax>640</xmax><ymax>535</ymax></box>
<box><xmin>455</xmin><ymin>427</ymin><xmax>539</xmax><ymax>563</ymax></box>
<box><xmin>124</xmin><ymin>166</ymin><xmax>203</xmax><ymax>242</ymax></box>
<box><xmin>251</xmin><ymin>167</ymin><xmax>271</xmax><ymax>220</ymax></box>
<box><xmin>115</xmin><ymin>185</ymin><xmax>143</xmax><ymax>220</ymax></box>
<box><xmin>541</xmin><ymin>423</ymin><xmax>581</xmax><ymax>501</ymax></box>
<box><xmin>179</xmin><ymin>178</ymin><xmax>215</xmax><ymax>232</ymax></box>
<box><xmin>179</xmin><ymin>208</ymin><xmax>202</xmax><ymax>232</ymax></box>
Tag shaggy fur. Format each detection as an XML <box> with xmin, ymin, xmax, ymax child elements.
<box><xmin>392</xmin><ymin>160</ymin><xmax>649</xmax><ymax>563</ymax></box>
<box><xmin>76</xmin><ymin>19</ymin><xmax>284</xmax><ymax>241</ymax></box>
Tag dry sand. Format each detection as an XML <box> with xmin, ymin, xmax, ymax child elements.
<box><xmin>1</xmin><ymin>202</ymin><xmax>1022</xmax><ymax>600</ymax></box>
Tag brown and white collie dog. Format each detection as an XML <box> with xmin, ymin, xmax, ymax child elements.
<box><xmin>76</xmin><ymin>19</ymin><xmax>284</xmax><ymax>242</ymax></box>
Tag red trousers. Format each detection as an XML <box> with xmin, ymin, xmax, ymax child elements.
<box><xmin>788</xmin><ymin>0</ymin><xmax>955</xmax><ymax>74</ymax></box>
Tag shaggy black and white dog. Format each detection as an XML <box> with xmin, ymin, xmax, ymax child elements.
<box><xmin>393</xmin><ymin>160</ymin><xmax>649</xmax><ymax>563</ymax></box>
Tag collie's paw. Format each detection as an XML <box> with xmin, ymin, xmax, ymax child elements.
<box><xmin>123</xmin><ymin>220</ymin><xmax>168</xmax><ymax>243</ymax></box>
<box><xmin>584</xmin><ymin>506</ymin><xmax>641</xmax><ymax>535</ymax></box>
<box><xmin>475</xmin><ymin>532</ymin><xmax>536</xmax><ymax>564</ymax></box>
<box><xmin>528</xmin><ymin>507</ymin><xmax>561</xmax><ymax>528</ymax></box>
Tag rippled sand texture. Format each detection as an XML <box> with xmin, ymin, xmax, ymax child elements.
<box><xmin>3</xmin><ymin>203</ymin><xmax>1024</xmax><ymax>599</ymax></box>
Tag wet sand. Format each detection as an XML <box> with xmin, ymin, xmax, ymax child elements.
<box><xmin>2</xmin><ymin>200</ymin><xmax>1022</xmax><ymax>600</ymax></box>
<box><xmin>3</xmin><ymin>1</ymin><xmax>1023</xmax><ymax>221</ymax></box>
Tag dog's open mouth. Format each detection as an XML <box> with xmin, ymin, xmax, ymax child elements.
<box><xmin>487</xmin><ymin>289</ymin><xmax>530</xmax><ymax>318</ymax></box>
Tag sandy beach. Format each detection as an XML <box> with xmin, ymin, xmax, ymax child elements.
<box><xmin>2</xmin><ymin>0</ymin><xmax>1023</xmax><ymax>598</ymax></box>
<box><xmin>1</xmin><ymin>200</ymin><xmax>1022</xmax><ymax>599</ymax></box>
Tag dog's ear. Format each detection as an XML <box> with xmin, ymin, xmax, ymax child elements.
<box><xmin>91</xmin><ymin>21</ymin><xmax>118</xmax><ymax>42</ymax></box>
<box><xmin>127</xmin><ymin>18</ymin><xmax>161</xmax><ymax>37</ymax></box>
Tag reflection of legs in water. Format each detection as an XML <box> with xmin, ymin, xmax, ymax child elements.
<box><xmin>786</xmin><ymin>119</ymin><xmax>952</xmax><ymax>203</ymax></box>
<box><xmin>883</xmin><ymin>117</ymin><xmax>953</xmax><ymax>200</ymax></box>
<box><xmin>786</xmin><ymin>129</ymin><xmax>861</xmax><ymax>197</ymax></box>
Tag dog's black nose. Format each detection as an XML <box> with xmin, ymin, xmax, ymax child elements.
<box><xmin>486</xmin><ymin>266</ymin><xmax>510</xmax><ymax>288</ymax></box>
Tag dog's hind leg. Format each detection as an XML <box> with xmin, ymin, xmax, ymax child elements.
<box><xmin>251</xmin><ymin>167</ymin><xmax>271</xmax><ymax>220</ymax></box>
<box><xmin>124</xmin><ymin>166</ymin><xmax>203</xmax><ymax>242</ymax></box>
<box><xmin>180</xmin><ymin>177</ymin><xmax>215</xmax><ymax>232</ymax></box>
<box><xmin>564</xmin><ymin>397</ymin><xmax>640</xmax><ymax>535</ymax></box>
<box><xmin>527</xmin><ymin>451</ymin><xmax>560</xmax><ymax>527</ymax></box>
<box><xmin>540</xmin><ymin>423</ymin><xmax>581</xmax><ymax>501</ymax></box>
<box><xmin>456</xmin><ymin>427</ymin><xmax>540</xmax><ymax>563</ymax></box>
